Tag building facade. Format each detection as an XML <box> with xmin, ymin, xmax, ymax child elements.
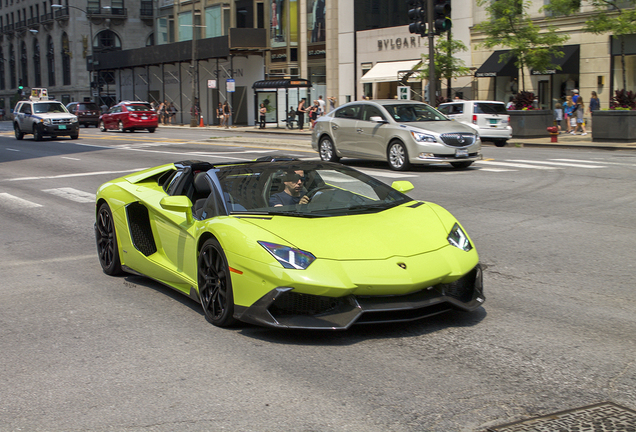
<box><xmin>1</xmin><ymin>0</ymin><xmax>633</xmax><ymax>122</ymax></box>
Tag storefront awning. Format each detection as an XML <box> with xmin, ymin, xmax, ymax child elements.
<box><xmin>531</xmin><ymin>45</ymin><xmax>580</xmax><ymax>75</ymax></box>
<box><xmin>360</xmin><ymin>60</ymin><xmax>421</xmax><ymax>83</ymax></box>
<box><xmin>475</xmin><ymin>50</ymin><xmax>518</xmax><ymax>77</ymax></box>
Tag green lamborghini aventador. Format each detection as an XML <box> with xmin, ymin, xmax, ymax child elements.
<box><xmin>95</xmin><ymin>159</ymin><xmax>484</xmax><ymax>330</ymax></box>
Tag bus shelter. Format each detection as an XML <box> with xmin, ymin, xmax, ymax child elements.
<box><xmin>252</xmin><ymin>79</ymin><xmax>312</xmax><ymax>128</ymax></box>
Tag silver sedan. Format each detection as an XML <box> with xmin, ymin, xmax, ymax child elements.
<box><xmin>311</xmin><ymin>100</ymin><xmax>482</xmax><ymax>170</ymax></box>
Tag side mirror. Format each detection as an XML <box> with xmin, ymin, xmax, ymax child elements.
<box><xmin>160</xmin><ymin>195</ymin><xmax>194</xmax><ymax>224</ymax></box>
<box><xmin>369</xmin><ymin>116</ymin><xmax>387</xmax><ymax>123</ymax></box>
<box><xmin>391</xmin><ymin>181</ymin><xmax>414</xmax><ymax>193</ymax></box>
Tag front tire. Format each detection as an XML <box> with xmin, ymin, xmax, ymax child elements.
<box><xmin>387</xmin><ymin>141</ymin><xmax>410</xmax><ymax>171</ymax></box>
<box><xmin>33</xmin><ymin>124</ymin><xmax>43</xmax><ymax>141</ymax></box>
<box><xmin>198</xmin><ymin>238</ymin><xmax>237</xmax><ymax>327</ymax></box>
<box><xmin>14</xmin><ymin>123</ymin><xmax>24</xmax><ymax>140</ymax></box>
<box><xmin>319</xmin><ymin>136</ymin><xmax>340</xmax><ymax>162</ymax></box>
<box><xmin>95</xmin><ymin>203</ymin><xmax>123</xmax><ymax>275</ymax></box>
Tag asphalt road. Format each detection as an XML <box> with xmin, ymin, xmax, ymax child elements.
<box><xmin>1</xmin><ymin>125</ymin><xmax>635</xmax><ymax>432</ymax></box>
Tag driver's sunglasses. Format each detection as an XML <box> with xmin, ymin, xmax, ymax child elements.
<box><xmin>289</xmin><ymin>174</ymin><xmax>306</xmax><ymax>183</ymax></box>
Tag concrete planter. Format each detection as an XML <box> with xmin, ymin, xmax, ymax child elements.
<box><xmin>591</xmin><ymin>110</ymin><xmax>636</xmax><ymax>142</ymax></box>
<box><xmin>508</xmin><ymin>110</ymin><xmax>553</xmax><ymax>138</ymax></box>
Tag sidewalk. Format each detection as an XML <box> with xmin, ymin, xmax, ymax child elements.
<box><xmin>162</xmin><ymin>123</ymin><xmax>636</xmax><ymax>151</ymax></box>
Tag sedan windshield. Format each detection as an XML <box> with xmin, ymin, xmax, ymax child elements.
<box><xmin>383</xmin><ymin>104</ymin><xmax>448</xmax><ymax>122</ymax></box>
<box><xmin>215</xmin><ymin>162</ymin><xmax>412</xmax><ymax>217</ymax></box>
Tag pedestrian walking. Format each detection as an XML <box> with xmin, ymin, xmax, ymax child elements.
<box><xmin>217</xmin><ymin>102</ymin><xmax>225</xmax><ymax>127</ymax></box>
<box><xmin>297</xmin><ymin>98</ymin><xmax>307</xmax><ymax>131</ymax></box>
<box><xmin>223</xmin><ymin>101</ymin><xmax>231</xmax><ymax>128</ymax></box>
<box><xmin>259</xmin><ymin>103</ymin><xmax>267</xmax><ymax>129</ymax></box>
<box><xmin>564</xmin><ymin>96</ymin><xmax>575</xmax><ymax>134</ymax></box>
<box><xmin>574</xmin><ymin>97</ymin><xmax>587</xmax><ymax>135</ymax></box>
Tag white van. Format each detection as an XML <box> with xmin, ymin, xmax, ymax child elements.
<box><xmin>438</xmin><ymin>100</ymin><xmax>512</xmax><ymax>147</ymax></box>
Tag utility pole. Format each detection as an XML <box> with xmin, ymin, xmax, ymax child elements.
<box><xmin>427</xmin><ymin>0</ymin><xmax>436</xmax><ymax>105</ymax></box>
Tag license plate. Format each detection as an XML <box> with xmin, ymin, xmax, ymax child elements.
<box><xmin>489</xmin><ymin>119</ymin><xmax>498</xmax><ymax>125</ymax></box>
<box><xmin>142</xmin><ymin>116</ymin><xmax>148</xmax><ymax>120</ymax></box>
<box><xmin>58</xmin><ymin>125</ymin><xmax>67</xmax><ymax>130</ymax></box>
<box><xmin>455</xmin><ymin>149</ymin><xmax>468</xmax><ymax>157</ymax></box>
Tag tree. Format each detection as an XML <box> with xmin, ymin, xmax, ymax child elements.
<box><xmin>414</xmin><ymin>35</ymin><xmax>471</xmax><ymax>98</ymax></box>
<box><xmin>546</xmin><ymin>0</ymin><xmax>636</xmax><ymax>91</ymax></box>
<box><xmin>475</xmin><ymin>0</ymin><xmax>570</xmax><ymax>91</ymax></box>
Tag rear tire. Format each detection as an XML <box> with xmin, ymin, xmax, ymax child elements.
<box><xmin>14</xmin><ymin>123</ymin><xmax>24</xmax><ymax>140</ymax></box>
<box><xmin>387</xmin><ymin>141</ymin><xmax>410</xmax><ymax>171</ymax></box>
<box><xmin>494</xmin><ymin>140</ymin><xmax>507</xmax><ymax>147</ymax></box>
<box><xmin>147</xmin><ymin>127</ymin><xmax>156</xmax><ymax>133</ymax></box>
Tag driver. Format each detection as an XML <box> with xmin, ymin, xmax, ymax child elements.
<box><xmin>269</xmin><ymin>170</ymin><xmax>310</xmax><ymax>207</ymax></box>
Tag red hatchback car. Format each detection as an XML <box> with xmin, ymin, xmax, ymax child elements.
<box><xmin>99</xmin><ymin>101</ymin><xmax>158</xmax><ymax>133</ymax></box>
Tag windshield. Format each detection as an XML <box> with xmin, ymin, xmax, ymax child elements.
<box><xmin>215</xmin><ymin>162</ymin><xmax>412</xmax><ymax>217</ymax></box>
<box><xmin>126</xmin><ymin>104</ymin><xmax>153</xmax><ymax>112</ymax></box>
<box><xmin>34</xmin><ymin>102</ymin><xmax>68</xmax><ymax>114</ymax></box>
<box><xmin>383</xmin><ymin>103</ymin><xmax>448</xmax><ymax>122</ymax></box>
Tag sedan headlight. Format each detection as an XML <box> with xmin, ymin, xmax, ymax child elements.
<box><xmin>447</xmin><ymin>223</ymin><xmax>472</xmax><ymax>251</ymax></box>
<box><xmin>258</xmin><ymin>241</ymin><xmax>316</xmax><ymax>269</ymax></box>
<box><xmin>411</xmin><ymin>131</ymin><xmax>437</xmax><ymax>143</ymax></box>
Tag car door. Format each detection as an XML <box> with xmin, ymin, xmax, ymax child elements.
<box><xmin>18</xmin><ymin>103</ymin><xmax>34</xmax><ymax>133</ymax></box>
<box><xmin>355</xmin><ymin>104</ymin><xmax>390</xmax><ymax>158</ymax></box>
<box><xmin>330</xmin><ymin>104</ymin><xmax>363</xmax><ymax>156</ymax></box>
<box><xmin>104</xmin><ymin>106</ymin><xmax>120</xmax><ymax>129</ymax></box>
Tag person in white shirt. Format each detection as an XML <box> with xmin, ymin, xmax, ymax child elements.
<box><xmin>317</xmin><ymin>96</ymin><xmax>326</xmax><ymax>116</ymax></box>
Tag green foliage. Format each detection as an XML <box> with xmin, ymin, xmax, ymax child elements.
<box><xmin>475</xmin><ymin>0</ymin><xmax>570</xmax><ymax>91</ymax></box>
<box><xmin>415</xmin><ymin>37</ymin><xmax>471</xmax><ymax>81</ymax></box>
<box><xmin>610</xmin><ymin>89</ymin><xmax>636</xmax><ymax>110</ymax></box>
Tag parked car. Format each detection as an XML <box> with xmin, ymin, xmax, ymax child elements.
<box><xmin>438</xmin><ymin>100</ymin><xmax>512</xmax><ymax>147</ymax></box>
<box><xmin>13</xmin><ymin>99</ymin><xmax>79</xmax><ymax>141</ymax></box>
<box><xmin>99</xmin><ymin>101</ymin><xmax>158</xmax><ymax>133</ymax></box>
<box><xmin>311</xmin><ymin>100</ymin><xmax>481</xmax><ymax>171</ymax></box>
<box><xmin>95</xmin><ymin>159</ymin><xmax>484</xmax><ymax>329</ymax></box>
<box><xmin>66</xmin><ymin>101</ymin><xmax>100</xmax><ymax>127</ymax></box>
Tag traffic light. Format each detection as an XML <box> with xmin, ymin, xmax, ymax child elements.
<box><xmin>407</xmin><ymin>0</ymin><xmax>427</xmax><ymax>37</ymax></box>
<box><xmin>18</xmin><ymin>79</ymin><xmax>23</xmax><ymax>90</ymax></box>
<box><xmin>433</xmin><ymin>0</ymin><xmax>452</xmax><ymax>35</ymax></box>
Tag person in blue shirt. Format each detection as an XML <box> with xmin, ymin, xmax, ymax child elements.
<box><xmin>269</xmin><ymin>170</ymin><xmax>310</xmax><ymax>206</ymax></box>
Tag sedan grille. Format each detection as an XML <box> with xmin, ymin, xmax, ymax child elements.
<box><xmin>440</xmin><ymin>133</ymin><xmax>476</xmax><ymax>147</ymax></box>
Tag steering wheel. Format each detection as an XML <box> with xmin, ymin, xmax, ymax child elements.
<box><xmin>305</xmin><ymin>186</ymin><xmax>335</xmax><ymax>201</ymax></box>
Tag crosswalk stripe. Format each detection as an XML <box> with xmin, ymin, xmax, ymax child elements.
<box><xmin>359</xmin><ymin>169</ymin><xmax>417</xmax><ymax>179</ymax></box>
<box><xmin>42</xmin><ymin>188</ymin><xmax>95</xmax><ymax>203</ymax></box>
<box><xmin>478</xmin><ymin>168</ymin><xmax>517</xmax><ymax>172</ymax></box>
<box><xmin>0</xmin><ymin>193</ymin><xmax>42</xmax><ymax>209</ymax></box>
<box><xmin>551</xmin><ymin>158</ymin><xmax>636</xmax><ymax>167</ymax></box>
<box><xmin>477</xmin><ymin>160</ymin><xmax>559</xmax><ymax>170</ymax></box>
<box><xmin>507</xmin><ymin>159</ymin><xmax>606</xmax><ymax>168</ymax></box>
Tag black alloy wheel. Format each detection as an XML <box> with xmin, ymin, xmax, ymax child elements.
<box><xmin>198</xmin><ymin>238</ymin><xmax>237</xmax><ymax>327</ymax></box>
<box><xmin>95</xmin><ymin>203</ymin><xmax>123</xmax><ymax>275</ymax></box>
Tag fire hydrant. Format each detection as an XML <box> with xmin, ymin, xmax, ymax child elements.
<box><xmin>547</xmin><ymin>126</ymin><xmax>559</xmax><ymax>143</ymax></box>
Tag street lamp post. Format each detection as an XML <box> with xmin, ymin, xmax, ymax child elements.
<box><xmin>51</xmin><ymin>4</ymin><xmax>94</xmax><ymax>102</ymax></box>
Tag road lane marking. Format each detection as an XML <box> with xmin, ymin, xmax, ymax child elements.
<box><xmin>507</xmin><ymin>159</ymin><xmax>606</xmax><ymax>168</ymax></box>
<box><xmin>476</xmin><ymin>160</ymin><xmax>560</xmax><ymax>169</ymax></box>
<box><xmin>61</xmin><ymin>156</ymin><xmax>81</xmax><ymax>161</ymax></box>
<box><xmin>358</xmin><ymin>169</ymin><xmax>417</xmax><ymax>179</ymax></box>
<box><xmin>43</xmin><ymin>187</ymin><xmax>96</xmax><ymax>203</ymax></box>
<box><xmin>2</xmin><ymin>168</ymin><xmax>148</xmax><ymax>182</ymax></box>
<box><xmin>0</xmin><ymin>193</ymin><xmax>42</xmax><ymax>208</ymax></box>
<box><xmin>478</xmin><ymin>168</ymin><xmax>517</xmax><ymax>172</ymax></box>
<box><xmin>6</xmin><ymin>148</ymin><xmax>20</xmax><ymax>152</ymax></box>
<box><xmin>0</xmin><ymin>254</ymin><xmax>95</xmax><ymax>269</ymax></box>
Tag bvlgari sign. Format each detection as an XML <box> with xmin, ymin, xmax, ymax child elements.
<box><xmin>378</xmin><ymin>36</ymin><xmax>423</xmax><ymax>51</ymax></box>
